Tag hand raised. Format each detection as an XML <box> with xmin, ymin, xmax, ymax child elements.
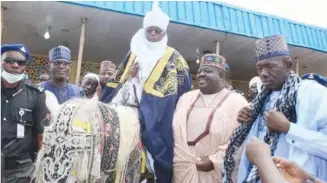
<box><xmin>273</xmin><ymin>157</ymin><xmax>310</xmax><ymax>183</ymax></box>
<box><xmin>246</xmin><ymin>137</ymin><xmax>271</xmax><ymax>166</ymax></box>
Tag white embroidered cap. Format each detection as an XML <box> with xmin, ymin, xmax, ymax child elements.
<box><xmin>143</xmin><ymin>1</ymin><xmax>170</xmax><ymax>32</ymax></box>
<box><xmin>84</xmin><ymin>73</ymin><xmax>100</xmax><ymax>83</ymax></box>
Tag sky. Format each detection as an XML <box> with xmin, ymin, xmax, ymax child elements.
<box><xmin>216</xmin><ymin>0</ymin><xmax>327</xmax><ymax>29</ymax></box>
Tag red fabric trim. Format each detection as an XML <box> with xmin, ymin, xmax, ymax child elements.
<box><xmin>186</xmin><ymin>91</ymin><xmax>232</xmax><ymax>146</ymax></box>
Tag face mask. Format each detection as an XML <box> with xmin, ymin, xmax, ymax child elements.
<box><xmin>1</xmin><ymin>69</ymin><xmax>25</xmax><ymax>84</ymax></box>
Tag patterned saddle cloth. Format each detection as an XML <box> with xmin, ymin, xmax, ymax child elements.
<box><xmin>34</xmin><ymin>99</ymin><xmax>143</xmax><ymax>183</ymax></box>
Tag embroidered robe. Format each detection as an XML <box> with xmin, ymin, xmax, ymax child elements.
<box><xmin>101</xmin><ymin>47</ymin><xmax>192</xmax><ymax>182</ymax></box>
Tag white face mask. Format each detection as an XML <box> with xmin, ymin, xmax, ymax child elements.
<box><xmin>1</xmin><ymin>69</ymin><xmax>25</xmax><ymax>84</ymax></box>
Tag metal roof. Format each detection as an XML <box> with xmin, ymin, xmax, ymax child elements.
<box><xmin>64</xmin><ymin>1</ymin><xmax>327</xmax><ymax>53</ymax></box>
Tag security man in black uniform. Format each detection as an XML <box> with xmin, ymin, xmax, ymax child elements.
<box><xmin>1</xmin><ymin>44</ymin><xmax>48</xmax><ymax>183</ymax></box>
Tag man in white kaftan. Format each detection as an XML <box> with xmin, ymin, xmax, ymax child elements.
<box><xmin>221</xmin><ymin>35</ymin><xmax>327</xmax><ymax>183</ymax></box>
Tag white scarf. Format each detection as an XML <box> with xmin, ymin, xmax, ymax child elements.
<box><xmin>111</xmin><ymin>29</ymin><xmax>168</xmax><ymax>106</ymax></box>
<box><xmin>130</xmin><ymin>28</ymin><xmax>168</xmax><ymax>75</ymax></box>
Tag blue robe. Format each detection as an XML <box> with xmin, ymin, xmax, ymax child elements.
<box><xmin>101</xmin><ymin>47</ymin><xmax>192</xmax><ymax>183</ymax></box>
<box><xmin>39</xmin><ymin>81</ymin><xmax>84</xmax><ymax>104</ymax></box>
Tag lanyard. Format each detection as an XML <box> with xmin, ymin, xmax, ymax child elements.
<box><xmin>186</xmin><ymin>90</ymin><xmax>231</xmax><ymax>146</ymax></box>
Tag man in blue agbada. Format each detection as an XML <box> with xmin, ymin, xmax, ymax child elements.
<box><xmin>221</xmin><ymin>35</ymin><xmax>327</xmax><ymax>183</ymax></box>
<box><xmin>39</xmin><ymin>45</ymin><xmax>83</xmax><ymax>104</ymax></box>
<box><xmin>101</xmin><ymin>3</ymin><xmax>191</xmax><ymax>183</ymax></box>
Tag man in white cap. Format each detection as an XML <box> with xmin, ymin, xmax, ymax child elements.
<box><xmin>81</xmin><ymin>72</ymin><xmax>100</xmax><ymax>100</ymax></box>
<box><xmin>101</xmin><ymin>2</ymin><xmax>192</xmax><ymax>183</ymax></box>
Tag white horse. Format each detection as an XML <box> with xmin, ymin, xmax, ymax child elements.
<box><xmin>34</xmin><ymin>99</ymin><xmax>142</xmax><ymax>183</ymax></box>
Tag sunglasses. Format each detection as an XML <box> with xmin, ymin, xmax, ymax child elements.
<box><xmin>3</xmin><ymin>58</ymin><xmax>27</xmax><ymax>66</ymax></box>
<box><xmin>146</xmin><ymin>27</ymin><xmax>164</xmax><ymax>35</ymax></box>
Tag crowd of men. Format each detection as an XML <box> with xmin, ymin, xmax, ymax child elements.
<box><xmin>1</xmin><ymin>3</ymin><xmax>327</xmax><ymax>183</ymax></box>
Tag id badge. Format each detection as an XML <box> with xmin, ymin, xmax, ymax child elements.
<box><xmin>17</xmin><ymin>124</ymin><xmax>25</xmax><ymax>138</ymax></box>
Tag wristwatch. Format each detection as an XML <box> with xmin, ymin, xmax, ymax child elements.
<box><xmin>305</xmin><ymin>174</ymin><xmax>316</xmax><ymax>183</ymax></box>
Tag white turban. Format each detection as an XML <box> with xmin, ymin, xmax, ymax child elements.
<box><xmin>143</xmin><ymin>1</ymin><xmax>170</xmax><ymax>32</ymax></box>
<box><xmin>249</xmin><ymin>76</ymin><xmax>263</xmax><ymax>93</ymax></box>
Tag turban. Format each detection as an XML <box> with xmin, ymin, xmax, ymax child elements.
<box><xmin>143</xmin><ymin>2</ymin><xmax>170</xmax><ymax>32</ymax></box>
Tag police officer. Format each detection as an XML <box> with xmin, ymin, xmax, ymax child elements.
<box><xmin>1</xmin><ymin>44</ymin><xmax>47</xmax><ymax>183</ymax></box>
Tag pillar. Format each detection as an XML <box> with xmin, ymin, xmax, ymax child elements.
<box><xmin>215</xmin><ymin>41</ymin><xmax>220</xmax><ymax>55</ymax></box>
<box><xmin>1</xmin><ymin>6</ymin><xmax>6</xmax><ymax>40</ymax></box>
<box><xmin>295</xmin><ymin>57</ymin><xmax>300</xmax><ymax>75</ymax></box>
<box><xmin>75</xmin><ymin>18</ymin><xmax>87</xmax><ymax>84</ymax></box>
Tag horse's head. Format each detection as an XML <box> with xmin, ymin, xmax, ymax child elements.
<box><xmin>35</xmin><ymin>99</ymin><xmax>107</xmax><ymax>182</ymax></box>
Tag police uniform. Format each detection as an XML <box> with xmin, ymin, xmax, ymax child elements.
<box><xmin>1</xmin><ymin>44</ymin><xmax>48</xmax><ymax>183</ymax></box>
<box><xmin>1</xmin><ymin>80</ymin><xmax>47</xmax><ymax>182</ymax></box>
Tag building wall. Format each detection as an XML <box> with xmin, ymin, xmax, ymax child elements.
<box><xmin>26</xmin><ymin>55</ymin><xmax>49</xmax><ymax>82</ymax></box>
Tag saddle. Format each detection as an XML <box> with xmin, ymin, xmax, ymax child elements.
<box><xmin>34</xmin><ymin>99</ymin><xmax>142</xmax><ymax>183</ymax></box>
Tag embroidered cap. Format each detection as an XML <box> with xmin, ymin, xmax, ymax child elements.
<box><xmin>1</xmin><ymin>44</ymin><xmax>31</xmax><ymax>60</ymax></box>
<box><xmin>254</xmin><ymin>35</ymin><xmax>290</xmax><ymax>61</ymax></box>
<box><xmin>49</xmin><ymin>45</ymin><xmax>71</xmax><ymax>62</ymax></box>
<box><xmin>200</xmin><ymin>53</ymin><xmax>227</xmax><ymax>71</ymax></box>
<box><xmin>100</xmin><ymin>60</ymin><xmax>116</xmax><ymax>72</ymax></box>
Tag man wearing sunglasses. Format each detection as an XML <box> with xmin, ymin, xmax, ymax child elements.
<box><xmin>39</xmin><ymin>45</ymin><xmax>83</xmax><ymax>104</ymax></box>
<box><xmin>1</xmin><ymin>44</ymin><xmax>48</xmax><ymax>183</ymax></box>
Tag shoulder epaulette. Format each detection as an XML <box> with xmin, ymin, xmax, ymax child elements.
<box><xmin>25</xmin><ymin>83</ymin><xmax>44</xmax><ymax>92</ymax></box>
